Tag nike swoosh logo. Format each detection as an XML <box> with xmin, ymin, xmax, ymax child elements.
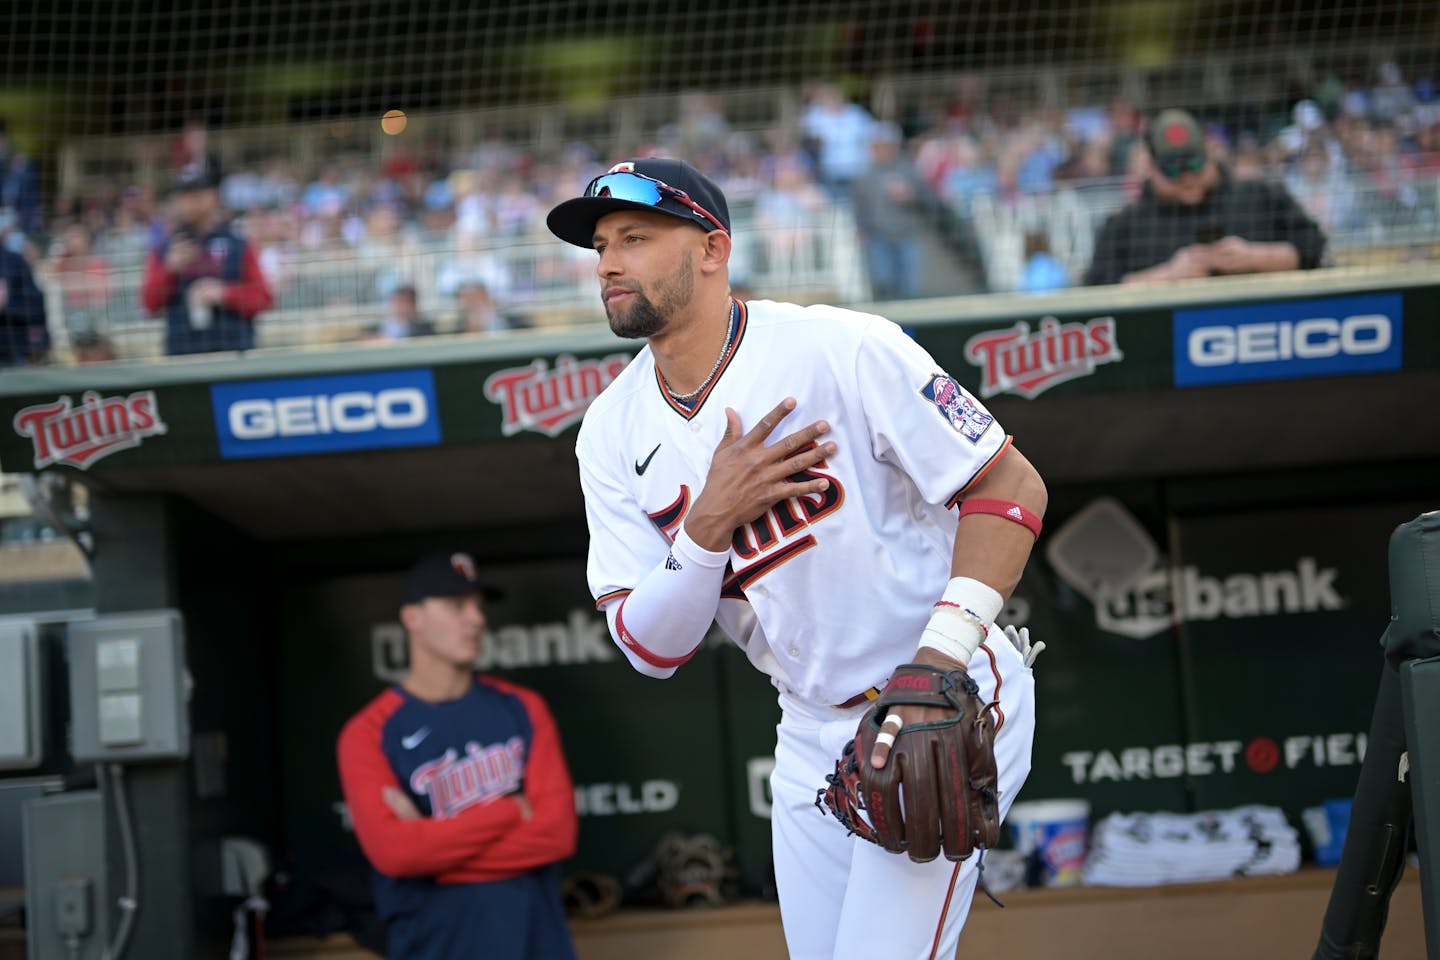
<box><xmin>635</xmin><ymin>443</ymin><xmax>662</xmax><ymax>475</ymax></box>
<box><xmin>401</xmin><ymin>727</ymin><xmax>430</xmax><ymax>750</ymax></box>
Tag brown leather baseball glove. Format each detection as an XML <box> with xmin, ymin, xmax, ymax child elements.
<box><xmin>817</xmin><ymin>663</ymin><xmax>1001</xmax><ymax>863</ymax></box>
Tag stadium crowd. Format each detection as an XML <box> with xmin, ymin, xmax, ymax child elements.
<box><xmin>2</xmin><ymin>64</ymin><xmax>1438</xmax><ymax>363</ymax></box>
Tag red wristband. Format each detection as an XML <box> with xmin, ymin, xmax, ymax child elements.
<box><xmin>959</xmin><ymin>497</ymin><xmax>1042</xmax><ymax>538</ymax></box>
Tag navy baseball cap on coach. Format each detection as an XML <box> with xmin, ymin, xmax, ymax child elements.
<box><xmin>546</xmin><ymin>158</ymin><xmax>731</xmax><ymax>248</ymax></box>
<box><xmin>171</xmin><ymin>156</ymin><xmax>223</xmax><ymax>193</ymax></box>
<box><xmin>401</xmin><ymin>552</ymin><xmax>504</xmax><ymax>604</ymax></box>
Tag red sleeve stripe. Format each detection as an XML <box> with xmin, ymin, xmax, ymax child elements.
<box><xmin>594</xmin><ymin>588</ymin><xmax>631</xmax><ymax>610</ymax></box>
<box><xmin>615</xmin><ymin>597</ymin><xmax>697</xmax><ymax>669</ymax></box>
<box><xmin>945</xmin><ymin>435</ymin><xmax>1014</xmax><ymax>510</ymax></box>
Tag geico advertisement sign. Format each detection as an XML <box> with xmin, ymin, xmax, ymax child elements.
<box><xmin>1096</xmin><ymin>556</ymin><xmax>1343</xmax><ymax>639</ymax></box>
<box><xmin>1061</xmin><ymin>732</ymin><xmax>1367</xmax><ymax>785</ymax></box>
<box><xmin>212</xmin><ymin>368</ymin><xmax>440</xmax><ymax>458</ymax></box>
<box><xmin>372</xmin><ymin>609</ymin><xmax>616</xmax><ymax>681</ymax></box>
<box><xmin>1173</xmin><ymin>292</ymin><xmax>1402</xmax><ymax>387</ymax></box>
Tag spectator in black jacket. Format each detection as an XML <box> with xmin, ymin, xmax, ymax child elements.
<box><xmin>1084</xmin><ymin>109</ymin><xmax>1327</xmax><ymax>286</ymax></box>
<box><xmin>0</xmin><ymin>243</ymin><xmax>48</xmax><ymax>367</ymax></box>
<box><xmin>0</xmin><ymin>121</ymin><xmax>43</xmax><ymax>239</ymax></box>
<box><xmin>368</xmin><ymin>283</ymin><xmax>436</xmax><ymax>340</ymax></box>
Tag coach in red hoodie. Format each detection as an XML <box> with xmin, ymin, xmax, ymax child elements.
<box><xmin>337</xmin><ymin>552</ymin><xmax>579</xmax><ymax>960</ymax></box>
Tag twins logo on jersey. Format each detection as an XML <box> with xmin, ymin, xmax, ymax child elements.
<box><xmin>409</xmin><ymin>736</ymin><xmax>526</xmax><ymax>818</ymax></box>
<box><xmin>920</xmin><ymin>374</ymin><xmax>993</xmax><ymax>443</ymax></box>
<box><xmin>646</xmin><ymin>445</ymin><xmax>846</xmax><ymax>599</ymax></box>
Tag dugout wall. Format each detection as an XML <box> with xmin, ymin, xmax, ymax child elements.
<box><xmin>1</xmin><ymin>265</ymin><xmax>1438</xmax><ymax>957</ymax></box>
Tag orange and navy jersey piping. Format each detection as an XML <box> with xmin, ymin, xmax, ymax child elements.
<box><xmin>945</xmin><ymin>434</ymin><xmax>1013</xmax><ymax>510</ymax></box>
<box><xmin>594</xmin><ymin>588</ymin><xmax>631</xmax><ymax>610</ymax></box>
<box><xmin>654</xmin><ymin>298</ymin><xmax>747</xmax><ymax>419</ymax></box>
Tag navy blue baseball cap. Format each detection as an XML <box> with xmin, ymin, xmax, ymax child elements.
<box><xmin>171</xmin><ymin>156</ymin><xmax>223</xmax><ymax>193</ymax></box>
<box><xmin>547</xmin><ymin>158</ymin><xmax>731</xmax><ymax>248</ymax></box>
<box><xmin>402</xmin><ymin>552</ymin><xmax>504</xmax><ymax>604</ymax></box>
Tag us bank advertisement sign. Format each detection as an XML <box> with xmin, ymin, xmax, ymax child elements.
<box><xmin>212</xmin><ymin>368</ymin><xmax>440</xmax><ymax>458</ymax></box>
<box><xmin>1173</xmin><ymin>292</ymin><xmax>1402</xmax><ymax>386</ymax></box>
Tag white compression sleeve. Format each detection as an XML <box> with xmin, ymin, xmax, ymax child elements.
<box><xmin>604</xmin><ymin>525</ymin><xmax>730</xmax><ymax>677</ymax></box>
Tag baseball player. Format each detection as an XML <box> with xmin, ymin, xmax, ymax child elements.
<box><xmin>336</xmin><ymin>552</ymin><xmax>579</xmax><ymax>960</ymax></box>
<box><xmin>548</xmin><ymin>158</ymin><xmax>1045</xmax><ymax>959</ymax></box>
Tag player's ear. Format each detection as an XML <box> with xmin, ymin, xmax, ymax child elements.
<box><xmin>699</xmin><ymin>229</ymin><xmax>731</xmax><ymax>274</ymax></box>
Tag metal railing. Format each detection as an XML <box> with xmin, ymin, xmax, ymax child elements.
<box><xmin>29</xmin><ymin>171</ymin><xmax>1439</xmax><ymax>363</ymax></box>
<box><xmin>34</xmin><ymin>204</ymin><xmax>868</xmax><ymax>362</ymax></box>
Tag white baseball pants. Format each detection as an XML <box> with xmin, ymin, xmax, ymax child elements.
<box><xmin>770</xmin><ymin>635</ymin><xmax>1036</xmax><ymax>960</ymax></box>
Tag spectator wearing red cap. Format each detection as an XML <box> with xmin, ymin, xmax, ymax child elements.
<box><xmin>1084</xmin><ymin>108</ymin><xmax>1328</xmax><ymax>285</ymax></box>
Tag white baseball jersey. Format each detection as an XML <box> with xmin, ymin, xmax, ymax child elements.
<box><xmin>575</xmin><ymin>299</ymin><xmax>1011</xmax><ymax>707</ymax></box>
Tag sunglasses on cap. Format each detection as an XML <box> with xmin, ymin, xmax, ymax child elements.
<box><xmin>584</xmin><ymin>171</ymin><xmax>729</xmax><ymax>235</ymax></box>
<box><xmin>1156</xmin><ymin>151</ymin><xmax>1207</xmax><ymax>179</ymax></box>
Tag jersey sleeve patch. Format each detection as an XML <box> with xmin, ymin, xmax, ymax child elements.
<box><xmin>920</xmin><ymin>374</ymin><xmax>993</xmax><ymax>442</ymax></box>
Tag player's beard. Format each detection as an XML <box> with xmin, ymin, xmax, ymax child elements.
<box><xmin>606</xmin><ymin>253</ymin><xmax>694</xmax><ymax>340</ymax></box>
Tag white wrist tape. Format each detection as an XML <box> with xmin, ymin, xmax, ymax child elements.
<box><xmin>917</xmin><ymin>577</ymin><xmax>1003</xmax><ymax>665</ymax></box>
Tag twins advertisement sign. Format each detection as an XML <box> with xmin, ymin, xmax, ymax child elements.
<box><xmin>11</xmin><ymin>390</ymin><xmax>167</xmax><ymax>469</ymax></box>
<box><xmin>962</xmin><ymin>315</ymin><xmax>1125</xmax><ymax>399</ymax></box>
<box><xmin>925</xmin><ymin>283</ymin><xmax>1428</xmax><ymax>402</ymax></box>
<box><xmin>483</xmin><ymin>353</ymin><xmax>630</xmax><ymax>437</ymax></box>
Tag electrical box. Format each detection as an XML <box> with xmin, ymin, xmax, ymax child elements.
<box><xmin>0</xmin><ymin>618</ymin><xmax>43</xmax><ymax>770</ymax></box>
<box><xmin>23</xmin><ymin>789</ymin><xmax>109</xmax><ymax>960</ymax></box>
<box><xmin>68</xmin><ymin>611</ymin><xmax>189</xmax><ymax>763</ymax></box>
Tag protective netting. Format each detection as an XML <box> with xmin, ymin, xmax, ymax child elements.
<box><xmin>0</xmin><ymin>1</ymin><xmax>1435</xmax><ymax>359</ymax></box>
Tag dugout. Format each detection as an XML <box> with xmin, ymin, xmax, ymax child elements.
<box><xmin>1</xmin><ymin>264</ymin><xmax>1439</xmax><ymax>959</ymax></box>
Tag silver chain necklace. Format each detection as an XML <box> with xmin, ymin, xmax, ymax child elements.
<box><xmin>665</xmin><ymin>301</ymin><xmax>737</xmax><ymax>405</ymax></box>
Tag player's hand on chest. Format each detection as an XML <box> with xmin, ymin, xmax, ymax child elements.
<box><xmin>676</xmin><ymin>397</ymin><xmax>839</xmax><ymax>552</ymax></box>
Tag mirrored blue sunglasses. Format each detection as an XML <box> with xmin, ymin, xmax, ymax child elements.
<box><xmin>584</xmin><ymin>171</ymin><xmax>728</xmax><ymax>234</ymax></box>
